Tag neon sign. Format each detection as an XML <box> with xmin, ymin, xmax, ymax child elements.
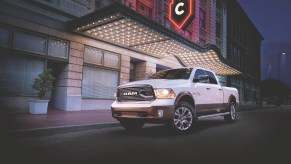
<box><xmin>169</xmin><ymin>0</ymin><xmax>195</xmax><ymax>30</ymax></box>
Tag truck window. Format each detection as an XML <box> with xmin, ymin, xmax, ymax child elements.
<box><xmin>204</xmin><ymin>70</ymin><xmax>218</xmax><ymax>84</ymax></box>
<box><xmin>149</xmin><ymin>68</ymin><xmax>192</xmax><ymax>80</ymax></box>
<box><xmin>194</xmin><ymin>69</ymin><xmax>205</xmax><ymax>79</ymax></box>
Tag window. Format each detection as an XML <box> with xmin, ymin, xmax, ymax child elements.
<box><xmin>205</xmin><ymin>70</ymin><xmax>218</xmax><ymax>84</ymax></box>
<box><xmin>83</xmin><ymin>46</ymin><xmax>120</xmax><ymax>99</ymax></box>
<box><xmin>84</xmin><ymin>46</ymin><xmax>103</xmax><ymax>65</ymax></box>
<box><xmin>84</xmin><ymin>46</ymin><xmax>120</xmax><ymax>68</ymax></box>
<box><xmin>150</xmin><ymin>68</ymin><xmax>192</xmax><ymax>80</ymax></box>
<box><xmin>82</xmin><ymin>67</ymin><xmax>119</xmax><ymax>99</ymax></box>
<box><xmin>104</xmin><ymin>51</ymin><xmax>119</xmax><ymax>68</ymax></box>
<box><xmin>48</xmin><ymin>38</ymin><xmax>69</xmax><ymax>59</ymax></box>
<box><xmin>14</xmin><ymin>30</ymin><xmax>47</xmax><ymax>54</ymax></box>
<box><xmin>0</xmin><ymin>27</ymin><xmax>10</xmax><ymax>47</ymax></box>
<box><xmin>138</xmin><ymin>2</ymin><xmax>152</xmax><ymax>18</ymax></box>
<box><xmin>216</xmin><ymin>0</ymin><xmax>222</xmax><ymax>9</ymax></box>
<box><xmin>216</xmin><ymin>21</ymin><xmax>222</xmax><ymax>38</ymax></box>
<box><xmin>194</xmin><ymin>69</ymin><xmax>205</xmax><ymax>79</ymax></box>
<box><xmin>199</xmin><ymin>8</ymin><xmax>206</xmax><ymax>29</ymax></box>
<box><xmin>233</xmin><ymin>47</ymin><xmax>238</xmax><ymax>65</ymax></box>
<box><xmin>156</xmin><ymin>64</ymin><xmax>170</xmax><ymax>72</ymax></box>
<box><xmin>0</xmin><ymin>55</ymin><xmax>45</xmax><ymax>96</ymax></box>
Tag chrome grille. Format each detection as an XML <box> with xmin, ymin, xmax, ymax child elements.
<box><xmin>117</xmin><ymin>85</ymin><xmax>155</xmax><ymax>102</ymax></box>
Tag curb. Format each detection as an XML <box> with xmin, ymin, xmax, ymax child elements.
<box><xmin>1</xmin><ymin>122</ymin><xmax>120</xmax><ymax>139</ymax></box>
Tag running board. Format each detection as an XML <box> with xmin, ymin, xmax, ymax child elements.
<box><xmin>198</xmin><ymin>112</ymin><xmax>230</xmax><ymax>119</ymax></box>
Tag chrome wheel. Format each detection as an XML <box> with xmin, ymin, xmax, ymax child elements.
<box><xmin>230</xmin><ymin>102</ymin><xmax>236</xmax><ymax>120</ymax></box>
<box><xmin>224</xmin><ymin>101</ymin><xmax>236</xmax><ymax>122</ymax></box>
<box><xmin>173</xmin><ymin>106</ymin><xmax>193</xmax><ymax>131</ymax></box>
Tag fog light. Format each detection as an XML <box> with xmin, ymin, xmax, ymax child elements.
<box><xmin>158</xmin><ymin>110</ymin><xmax>163</xmax><ymax>118</ymax></box>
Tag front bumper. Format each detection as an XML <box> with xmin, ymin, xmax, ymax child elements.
<box><xmin>111</xmin><ymin>105</ymin><xmax>175</xmax><ymax>123</ymax></box>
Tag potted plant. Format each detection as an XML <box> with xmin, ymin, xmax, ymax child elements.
<box><xmin>29</xmin><ymin>69</ymin><xmax>55</xmax><ymax>114</ymax></box>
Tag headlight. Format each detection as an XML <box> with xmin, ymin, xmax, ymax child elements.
<box><xmin>154</xmin><ymin>88</ymin><xmax>176</xmax><ymax>99</ymax></box>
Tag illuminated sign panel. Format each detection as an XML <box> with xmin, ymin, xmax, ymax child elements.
<box><xmin>169</xmin><ymin>0</ymin><xmax>195</xmax><ymax>30</ymax></box>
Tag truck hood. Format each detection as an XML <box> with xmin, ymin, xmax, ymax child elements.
<box><xmin>120</xmin><ymin>79</ymin><xmax>189</xmax><ymax>88</ymax></box>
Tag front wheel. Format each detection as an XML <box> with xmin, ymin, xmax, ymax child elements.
<box><xmin>224</xmin><ymin>101</ymin><xmax>237</xmax><ymax>122</ymax></box>
<box><xmin>120</xmin><ymin>119</ymin><xmax>144</xmax><ymax>131</ymax></box>
<box><xmin>171</xmin><ymin>102</ymin><xmax>195</xmax><ymax>134</ymax></box>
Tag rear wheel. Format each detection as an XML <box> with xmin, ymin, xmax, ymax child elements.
<box><xmin>224</xmin><ymin>101</ymin><xmax>236</xmax><ymax>122</ymax></box>
<box><xmin>120</xmin><ymin>119</ymin><xmax>144</xmax><ymax>130</ymax></box>
<box><xmin>171</xmin><ymin>102</ymin><xmax>195</xmax><ymax>134</ymax></box>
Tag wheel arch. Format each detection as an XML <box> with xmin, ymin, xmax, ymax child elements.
<box><xmin>228</xmin><ymin>94</ymin><xmax>236</xmax><ymax>105</ymax></box>
<box><xmin>174</xmin><ymin>92</ymin><xmax>195</xmax><ymax>109</ymax></box>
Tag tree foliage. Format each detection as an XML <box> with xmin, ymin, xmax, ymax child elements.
<box><xmin>31</xmin><ymin>69</ymin><xmax>55</xmax><ymax>99</ymax></box>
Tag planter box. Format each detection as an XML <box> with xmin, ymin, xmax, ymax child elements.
<box><xmin>29</xmin><ymin>99</ymin><xmax>50</xmax><ymax>114</ymax></box>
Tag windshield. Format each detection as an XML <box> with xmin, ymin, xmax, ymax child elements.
<box><xmin>149</xmin><ymin>68</ymin><xmax>193</xmax><ymax>80</ymax></box>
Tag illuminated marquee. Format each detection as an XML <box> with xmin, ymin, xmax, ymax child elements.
<box><xmin>169</xmin><ymin>0</ymin><xmax>195</xmax><ymax>30</ymax></box>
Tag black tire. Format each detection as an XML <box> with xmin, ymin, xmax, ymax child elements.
<box><xmin>120</xmin><ymin>119</ymin><xmax>145</xmax><ymax>130</ymax></box>
<box><xmin>171</xmin><ymin>102</ymin><xmax>196</xmax><ymax>134</ymax></box>
<box><xmin>224</xmin><ymin>101</ymin><xmax>237</xmax><ymax>122</ymax></box>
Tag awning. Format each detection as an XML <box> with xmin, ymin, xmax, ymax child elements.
<box><xmin>68</xmin><ymin>3</ymin><xmax>241</xmax><ymax>75</ymax></box>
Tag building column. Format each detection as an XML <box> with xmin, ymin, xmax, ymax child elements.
<box><xmin>120</xmin><ymin>55</ymin><xmax>130</xmax><ymax>85</ymax></box>
<box><xmin>53</xmin><ymin>42</ymin><xmax>84</xmax><ymax>111</ymax></box>
<box><xmin>135</xmin><ymin>62</ymin><xmax>156</xmax><ymax>81</ymax></box>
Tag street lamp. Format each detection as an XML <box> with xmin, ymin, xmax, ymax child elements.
<box><xmin>278</xmin><ymin>52</ymin><xmax>286</xmax><ymax>81</ymax></box>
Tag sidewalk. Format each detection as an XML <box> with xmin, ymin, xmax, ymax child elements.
<box><xmin>0</xmin><ymin>104</ymin><xmax>285</xmax><ymax>138</ymax></box>
<box><xmin>0</xmin><ymin>108</ymin><xmax>119</xmax><ymax>138</ymax></box>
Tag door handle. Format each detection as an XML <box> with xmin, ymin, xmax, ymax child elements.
<box><xmin>206</xmin><ymin>88</ymin><xmax>210</xmax><ymax>90</ymax></box>
<box><xmin>219</xmin><ymin>88</ymin><xmax>222</xmax><ymax>91</ymax></box>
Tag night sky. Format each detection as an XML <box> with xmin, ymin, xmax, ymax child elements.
<box><xmin>237</xmin><ymin>0</ymin><xmax>291</xmax><ymax>88</ymax></box>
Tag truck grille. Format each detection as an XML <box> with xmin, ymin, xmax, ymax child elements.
<box><xmin>117</xmin><ymin>85</ymin><xmax>155</xmax><ymax>102</ymax></box>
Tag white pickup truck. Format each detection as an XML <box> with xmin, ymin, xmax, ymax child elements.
<box><xmin>111</xmin><ymin>67</ymin><xmax>239</xmax><ymax>134</ymax></box>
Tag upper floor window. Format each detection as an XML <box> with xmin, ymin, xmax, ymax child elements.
<box><xmin>12</xmin><ymin>30</ymin><xmax>69</xmax><ymax>59</ymax></box>
<box><xmin>0</xmin><ymin>27</ymin><xmax>10</xmax><ymax>47</ymax></box>
<box><xmin>199</xmin><ymin>8</ymin><xmax>206</xmax><ymax>29</ymax></box>
<box><xmin>216</xmin><ymin>21</ymin><xmax>222</xmax><ymax>38</ymax></box>
<box><xmin>48</xmin><ymin>38</ymin><xmax>69</xmax><ymax>59</ymax></box>
<box><xmin>137</xmin><ymin>1</ymin><xmax>153</xmax><ymax>19</ymax></box>
<box><xmin>14</xmin><ymin>30</ymin><xmax>47</xmax><ymax>55</ymax></box>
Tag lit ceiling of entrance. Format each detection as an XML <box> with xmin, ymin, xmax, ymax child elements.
<box><xmin>73</xmin><ymin>13</ymin><xmax>241</xmax><ymax>75</ymax></box>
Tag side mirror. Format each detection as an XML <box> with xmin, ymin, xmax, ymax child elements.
<box><xmin>193</xmin><ymin>75</ymin><xmax>209</xmax><ymax>83</ymax></box>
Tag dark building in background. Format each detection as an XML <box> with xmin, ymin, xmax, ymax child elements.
<box><xmin>226</xmin><ymin>0</ymin><xmax>263</xmax><ymax>102</ymax></box>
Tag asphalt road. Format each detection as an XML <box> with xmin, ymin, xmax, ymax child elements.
<box><xmin>2</xmin><ymin>106</ymin><xmax>291</xmax><ymax>164</ymax></box>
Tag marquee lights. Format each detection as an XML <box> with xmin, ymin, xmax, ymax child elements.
<box><xmin>74</xmin><ymin>14</ymin><xmax>240</xmax><ymax>75</ymax></box>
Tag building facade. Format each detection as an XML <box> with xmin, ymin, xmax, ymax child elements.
<box><xmin>0</xmin><ymin>0</ymin><xmax>262</xmax><ymax>113</ymax></box>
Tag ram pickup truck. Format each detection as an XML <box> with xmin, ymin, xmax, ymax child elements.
<box><xmin>111</xmin><ymin>67</ymin><xmax>239</xmax><ymax>134</ymax></box>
